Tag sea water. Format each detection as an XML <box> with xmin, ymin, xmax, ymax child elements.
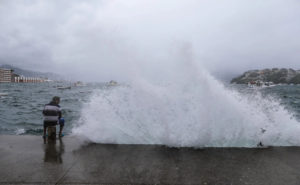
<box><xmin>1</xmin><ymin>75</ymin><xmax>300</xmax><ymax>147</ymax></box>
<box><xmin>0</xmin><ymin>82</ymin><xmax>96</xmax><ymax>135</ymax></box>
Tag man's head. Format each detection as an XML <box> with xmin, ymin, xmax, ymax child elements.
<box><xmin>52</xmin><ymin>96</ymin><xmax>60</xmax><ymax>104</ymax></box>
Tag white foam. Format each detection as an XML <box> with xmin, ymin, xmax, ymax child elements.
<box><xmin>15</xmin><ymin>128</ymin><xmax>25</xmax><ymax>135</ymax></box>
<box><xmin>73</xmin><ymin>68</ymin><xmax>300</xmax><ymax>147</ymax></box>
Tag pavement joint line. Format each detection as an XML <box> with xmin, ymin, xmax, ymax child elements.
<box><xmin>55</xmin><ymin>158</ymin><xmax>78</xmax><ymax>185</ymax></box>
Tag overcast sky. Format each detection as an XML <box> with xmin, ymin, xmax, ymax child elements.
<box><xmin>0</xmin><ymin>0</ymin><xmax>300</xmax><ymax>82</ymax></box>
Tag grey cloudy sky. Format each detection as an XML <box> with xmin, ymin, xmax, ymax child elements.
<box><xmin>0</xmin><ymin>0</ymin><xmax>300</xmax><ymax>82</ymax></box>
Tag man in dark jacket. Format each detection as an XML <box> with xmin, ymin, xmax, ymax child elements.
<box><xmin>43</xmin><ymin>96</ymin><xmax>63</xmax><ymax>138</ymax></box>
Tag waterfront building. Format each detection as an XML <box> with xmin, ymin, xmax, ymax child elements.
<box><xmin>0</xmin><ymin>67</ymin><xmax>47</xmax><ymax>83</ymax></box>
<box><xmin>0</xmin><ymin>68</ymin><xmax>13</xmax><ymax>82</ymax></box>
<box><xmin>11</xmin><ymin>73</ymin><xmax>20</xmax><ymax>82</ymax></box>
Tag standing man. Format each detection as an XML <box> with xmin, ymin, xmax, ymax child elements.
<box><xmin>43</xmin><ymin>96</ymin><xmax>64</xmax><ymax>138</ymax></box>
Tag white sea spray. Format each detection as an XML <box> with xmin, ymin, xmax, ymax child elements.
<box><xmin>73</xmin><ymin>67</ymin><xmax>300</xmax><ymax>147</ymax></box>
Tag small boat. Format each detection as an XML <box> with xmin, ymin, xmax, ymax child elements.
<box><xmin>74</xmin><ymin>81</ymin><xmax>86</xmax><ymax>87</ymax></box>
<box><xmin>0</xmin><ymin>93</ymin><xmax>8</xmax><ymax>96</ymax></box>
<box><xmin>57</xmin><ymin>86</ymin><xmax>71</xmax><ymax>90</ymax></box>
<box><xmin>108</xmin><ymin>80</ymin><xmax>118</xmax><ymax>86</ymax></box>
<box><xmin>79</xmin><ymin>91</ymin><xmax>92</xmax><ymax>93</ymax></box>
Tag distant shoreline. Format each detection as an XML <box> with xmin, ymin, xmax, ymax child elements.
<box><xmin>231</xmin><ymin>68</ymin><xmax>300</xmax><ymax>84</ymax></box>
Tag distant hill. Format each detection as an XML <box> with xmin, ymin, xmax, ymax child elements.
<box><xmin>0</xmin><ymin>64</ymin><xmax>64</xmax><ymax>81</ymax></box>
<box><xmin>231</xmin><ymin>68</ymin><xmax>300</xmax><ymax>84</ymax></box>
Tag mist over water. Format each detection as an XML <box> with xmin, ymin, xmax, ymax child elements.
<box><xmin>73</xmin><ymin>62</ymin><xmax>300</xmax><ymax>147</ymax></box>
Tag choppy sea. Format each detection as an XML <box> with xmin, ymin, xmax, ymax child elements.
<box><xmin>1</xmin><ymin>81</ymin><xmax>300</xmax><ymax>147</ymax></box>
<box><xmin>0</xmin><ymin>82</ymin><xmax>100</xmax><ymax>135</ymax></box>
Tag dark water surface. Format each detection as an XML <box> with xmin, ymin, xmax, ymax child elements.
<box><xmin>1</xmin><ymin>82</ymin><xmax>300</xmax><ymax>135</ymax></box>
<box><xmin>0</xmin><ymin>82</ymin><xmax>99</xmax><ymax>135</ymax></box>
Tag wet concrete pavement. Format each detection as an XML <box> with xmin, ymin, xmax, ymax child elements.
<box><xmin>0</xmin><ymin>135</ymin><xmax>300</xmax><ymax>185</ymax></box>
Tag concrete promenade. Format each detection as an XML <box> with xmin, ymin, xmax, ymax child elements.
<box><xmin>0</xmin><ymin>135</ymin><xmax>300</xmax><ymax>185</ymax></box>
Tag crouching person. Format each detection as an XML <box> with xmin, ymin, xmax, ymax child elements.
<box><xmin>43</xmin><ymin>96</ymin><xmax>64</xmax><ymax>139</ymax></box>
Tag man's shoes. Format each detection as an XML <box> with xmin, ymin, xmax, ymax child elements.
<box><xmin>59</xmin><ymin>133</ymin><xmax>64</xmax><ymax>138</ymax></box>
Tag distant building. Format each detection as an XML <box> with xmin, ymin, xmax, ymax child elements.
<box><xmin>14</xmin><ymin>76</ymin><xmax>46</xmax><ymax>83</ymax></box>
<box><xmin>0</xmin><ymin>67</ymin><xmax>46</xmax><ymax>83</ymax></box>
<box><xmin>11</xmin><ymin>73</ymin><xmax>20</xmax><ymax>82</ymax></box>
<box><xmin>0</xmin><ymin>68</ymin><xmax>13</xmax><ymax>82</ymax></box>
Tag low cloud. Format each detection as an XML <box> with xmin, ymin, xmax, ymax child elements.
<box><xmin>0</xmin><ymin>0</ymin><xmax>300</xmax><ymax>81</ymax></box>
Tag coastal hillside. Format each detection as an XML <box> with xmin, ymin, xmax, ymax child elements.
<box><xmin>231</xmin><ymin>68</ymin><xmax>300</xmax><ymax>84</ymax></box>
